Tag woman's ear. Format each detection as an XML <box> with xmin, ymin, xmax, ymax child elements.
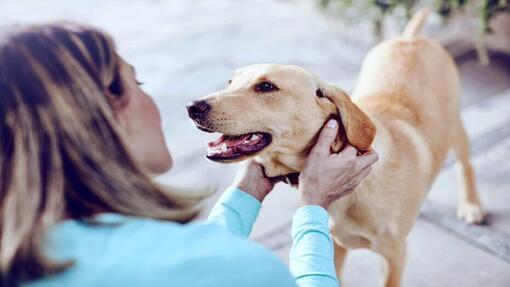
<box><xmin>322</xmin><ymin>85</ymin><xmax>376</xmax><ymax>151</ymax></box>
<box><xmin>104</xmin><ymin>89</ymin><xmax>127</xmax><ymax>111</ymax></box>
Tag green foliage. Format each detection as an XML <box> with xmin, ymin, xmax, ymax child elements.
<box><xmin>479</xmin><ymin>0</ymin><xmax>509</xmax><ymax>32</ymax></box>
<box><xmin>319</xmin><ymin>0</ymin><xmax>509</xmax><ymax>63</ymax></box>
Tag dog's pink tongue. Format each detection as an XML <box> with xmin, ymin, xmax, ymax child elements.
<box><xmin>208</xmin><ymin>135</ymin><xmax>227</xmax><ymax>147</ymax></box>
<box><xmin>225</xmin><ymin>135</ymin><xmax>252</xmax><ymax>147</ymax></box>
<box><xmin>208</xmin><ymin>134</ymin><xmax>252</xmax><ymax>148</ymax></box>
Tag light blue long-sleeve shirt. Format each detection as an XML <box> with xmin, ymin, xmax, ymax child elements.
<box><xmin>25</xmin><ymin>187</ymin><xmax>339</xmax><ymax>287</ymax></box>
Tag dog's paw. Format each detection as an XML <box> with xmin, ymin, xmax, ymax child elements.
<box><xmin>457</xmin><ymin>203</ymin><xmax>485</xmax><ymax>224</ymax></box>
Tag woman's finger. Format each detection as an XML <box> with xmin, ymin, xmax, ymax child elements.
<box><xmin>362</xmin><ymin>149</ymin><xmax>379</xmax><ymax>163</ymax></box>
<box><xmin>310</xmin><ymin>119</ymin><xmax>339</xmax><ymax>158</ymax></box>
<box><xmin>353</xmin><ymin>149</ymin><xmax>379</xmax><ymax>172</ymax></box>
<box><xmin>336</xmin><ymin>186</ymin><xmax>356</xmax><ymax>199</ymax></box>
<box><xmin>336</xmin><ymin>144</ymin><xmax>357</xmax><ymax>160</ymax></box>
<box><xmin>353</xmin><ymin>166</ymin><xmax>372</xmax><ymax>183</ymax></box>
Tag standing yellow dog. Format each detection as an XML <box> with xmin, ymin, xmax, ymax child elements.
<box><xmin>188</xmin><ymin>9</ymin><xmax>484</xmax><ymax>286</ymax></box>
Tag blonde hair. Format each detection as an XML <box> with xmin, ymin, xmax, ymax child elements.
<box><xmin>0</xmin><ymin>23</ymin><xmax>200</xmax><ymax>285</ymax></box>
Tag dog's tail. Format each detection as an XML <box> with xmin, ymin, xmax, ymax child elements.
<box><xmin>401</xmin><ymin>8</ymin><xmax>431</xmax><ymax>39</ymax></box>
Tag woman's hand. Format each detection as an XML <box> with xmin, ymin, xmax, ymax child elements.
<box><xmin>233</xmin><ymin>160</ymin><xmax>275</xmax><ymax>202</ymax></box>
<box><xmin>299</xmin><ymin>119</ymin><xmax>379</xmax><ymax>209</ymax></box>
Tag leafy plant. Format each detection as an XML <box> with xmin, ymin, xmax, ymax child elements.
<box><xmin>319</xmin><ymin>0</ymin><xmax>510</xmax><ymax>64</ymax></box>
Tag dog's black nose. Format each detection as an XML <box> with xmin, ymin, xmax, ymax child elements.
<box><xmin>186</xmin><ymin>100</ymin><xmax>211</xmax><ymax>120</ymax></box>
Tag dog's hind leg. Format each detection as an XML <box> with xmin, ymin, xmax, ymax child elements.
<box><xmin>451</xmin><ymin>117</ymin><xmax>484</xmax><ymax>224</ymax></box>
<box><xmin>380</xmin><ymin>242</ymin><xmax>406</xmax><ymax>287</ymax></box>
<box><xmin>333</xmin><ymin>239</ymin><xmax>348</xmax><ymax>285</ymax></box>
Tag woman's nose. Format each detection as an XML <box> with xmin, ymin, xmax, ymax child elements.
<box><xmin>186</xmin><ymin>100</ymin><xmax>211</xmax><ymax>120</ymax></box>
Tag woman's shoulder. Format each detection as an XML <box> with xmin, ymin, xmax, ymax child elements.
<box><xmin>31</xmin><ymin>214</ymin><xmax>295</xmax><ymax>287</ymax></box>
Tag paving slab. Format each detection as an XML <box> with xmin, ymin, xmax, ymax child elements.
<box><xmin>343</xmin><ymin>218</ymin><xmax>510</xmax><ymax>287</ymax></box>
<box><xmin>457</xmin><ymin>50</ymin><xmax>510</xmax><ymax>107</ymax></box>
<box><xmin>261</xmin><ymin>217</ymin><xmax>510</xmax><ymax>287</ymax></box>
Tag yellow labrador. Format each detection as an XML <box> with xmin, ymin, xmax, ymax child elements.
<box><xmin>187</xmin><ymin>9</ymin><xmax>484</xmax><ymax>287</ymax></box>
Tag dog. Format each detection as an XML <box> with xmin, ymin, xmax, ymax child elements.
<box><xmin>187</xmin><ymin>9</ymin><xmax>484</xmax><ymax>286</ymax></box>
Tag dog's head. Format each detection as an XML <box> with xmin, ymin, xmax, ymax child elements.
<box><xmin>187</xmin><ymin>64</ymin><xmax>376</xmax><ymax>177</ymax></box>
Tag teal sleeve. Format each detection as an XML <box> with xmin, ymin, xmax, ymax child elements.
<box><xmin>206</xmin><ymin>187</ymin><xmax>261</xmax><ymax>238</ymax></box>
<box><xmin>206</xmin><ymin>187</ymin><xmax>339</xmax><ymax>287</ymax></box>
<box><xmin>290</xmin><ymin>205</ymin><xmax>339</xmax><ymax>287</ymax></box>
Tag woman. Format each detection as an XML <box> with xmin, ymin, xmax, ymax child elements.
<box><xmin>0</xmin><ymin>23</ymin><xmax>378</xmax><ymax>287</ymax></box>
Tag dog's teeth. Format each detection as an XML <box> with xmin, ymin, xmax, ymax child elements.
<box><xmin>220</xmin><ymin>143</ymin><xmax>228</xmax><ymax>152</ymax></box>
<box><xmin>249</xmin><ymin>134</ymin><xmax>260</xmax><ymax>141</ymax></box>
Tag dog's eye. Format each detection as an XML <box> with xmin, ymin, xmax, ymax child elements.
<box><xmin>254</xmin><ymin>81</ymin><xmax>279</xmax><ymax>93</ymax></box>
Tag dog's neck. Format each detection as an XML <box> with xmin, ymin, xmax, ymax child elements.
<box><xmin>268</xmin><ymin>172</ymin><xmax>300</xmax><ymax>186</ymax></box>
<box><xmin>257</xmin><ymin>127</ymin><xmax>337</xmax><ymax>183</ymax></box>
<box><xmin>256</xmin><ymin>126</ymin><xmax>347</xmax><ymax>185</ymax></box>
<box><xmin>255</xmin><ymin>148</ymin><xmax>308</xmax><ymax>177</ymax></box>
<box><xmin>255</xmin><ymin>141</ymin><xmax>316</xmax><ymax>186</ymax></box>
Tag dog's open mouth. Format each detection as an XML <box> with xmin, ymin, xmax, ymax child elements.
<box><xmin>206</xmin><ymin>132</ymin><xmax>272</xmax><ymax>161</ymax></box>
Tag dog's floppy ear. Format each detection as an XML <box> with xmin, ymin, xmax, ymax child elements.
<box><xmin>322</xmin><ymin>85</ymin><xmax>376</xmax><ymax>152</ymax></box>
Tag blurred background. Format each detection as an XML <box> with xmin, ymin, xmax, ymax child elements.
<box><xmin>1</xmin><ymin>0</ymin><xmax>509</xmax><ymax>285</ymax></box>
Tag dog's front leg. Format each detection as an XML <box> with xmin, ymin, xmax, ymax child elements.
<box><xmin>333</xmin><ymin>239</ymin><xmax>348</xmax><ymax>284</ymax></box>
<box><xmin>451</xmin><ymin>117</ymin><xmax>484</xmax><ymax>224</ymax></box>
<box><xmin>379</xmin><ymin>241</ymin><xmax>406</xmax><ymax>287</ymax></box>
